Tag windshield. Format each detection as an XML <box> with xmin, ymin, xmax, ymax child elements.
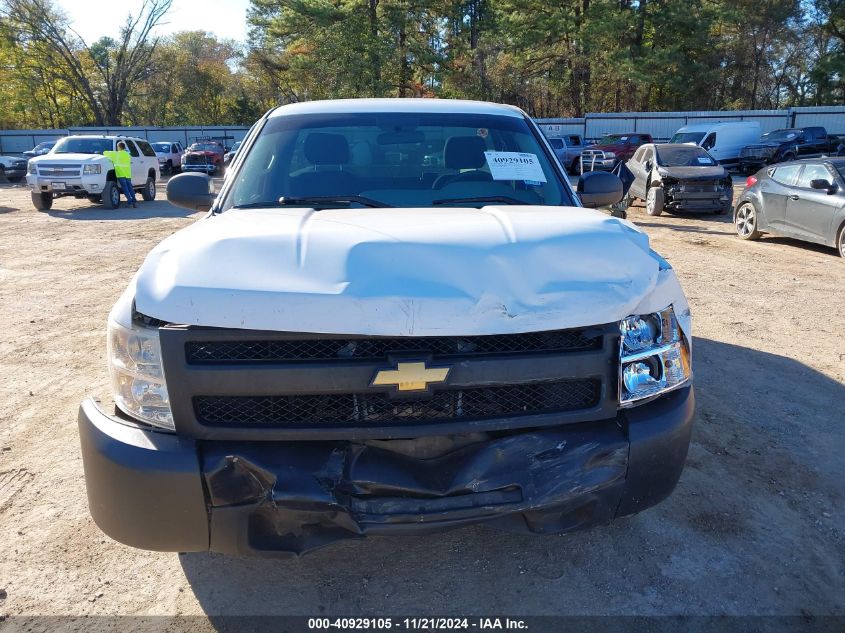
<box><xmin>152</xmin><ymin>143</ymin><xmax>171</xmax><ymax>153</ymax></box>
<box><xmin>52</xmin><ymin>138</ymin><xmax>112</xmax><ymax>155</ymax></box>
<box><xmin>33</xmin><ymin>142</ymin><xmax>54</xmax><ymax>152</ymax></box>
<box><xmin>836</xmin><ymin>165</ymin><xmax>845</xmax><ymax>181</ymax></box>
<box><xmin>597</xmin><ymin>134</ymin><xmax>628</xmax><ymax>145</ymax></box>
<box><xmin>669</xmin><ymin>132</ymin><xmax>706</xmax><ymax>145</ymax></box>
<box><xmin>223</xmin><ymin>112</ymin><xmax>573</xmax><ymax>210</ymax></box>
<box><xmin>189</xmin><ymin>143</ymin><xmax>221</xmax><ymax>152</ymax></box>
<box><xmin>656</xmin><ymin>146</ymin><xmax>717</xmax><ymax>167</ymax></box>
<box><xmin>761</xmin><ymin>129</ymin><xmax>799</xmax><ymax>142</ymax></box>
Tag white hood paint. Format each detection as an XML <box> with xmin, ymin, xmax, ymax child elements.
<box><xmin>32</xmin><ymin>153</ymin><xmax>108</xmax><ymax>164</ymax></box>
<box><xmin>133</xmin><ymin>206</ymin><xmax>676</xmax><ymax>336</ymax></box>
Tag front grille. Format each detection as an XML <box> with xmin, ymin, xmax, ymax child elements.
<box><xmin>677</xmin><ymin>181</ymin><xmax>720</xmax><ymax>193</ymax></box>
<box><xmin>186</xmin><ymin>329</ymin><xmax>602</xmax><ymax>364</ymax></box>
<box><xmin>194</xmin><ymin>379</ymin><xmax>601</xmax><ymax>428</ymax></box>
<box><xmin>740</xmin><ymin>148</ymin><xmax>770</xmax><ymax>159</ymax></box>
<box><xmin>184</xmin><ymin>155</ymin><xmax>212</xmax><ymax>165</ymax></box>
<box><xmin>37</xmin><ymin>164</ymin><xmax>82</xmax><ymax>177</ymax></box>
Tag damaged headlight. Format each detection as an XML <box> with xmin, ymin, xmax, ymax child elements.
<box><xmin>619</xmin><ymin>305</ymin><xmax>691</xmax><ymax>407</ymax></box>
<box><xmin>108</xmin><ymin>318</ymin><xmax>173</xmax><ymax>430</ymax></box>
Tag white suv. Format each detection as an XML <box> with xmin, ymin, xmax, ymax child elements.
<box><xmin>26</xmin><ymin>135</ymin><xmax>160</xmax><ymax>210</ymax></box>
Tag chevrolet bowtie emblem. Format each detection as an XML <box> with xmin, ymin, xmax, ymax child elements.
<box><xmin>372</xmin><ymin>361</ymin><xmax>451</xmax><ymax>392</ymax></box>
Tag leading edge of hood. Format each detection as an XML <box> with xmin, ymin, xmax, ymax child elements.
<box><xmin>134</xmin><ymin>206</ymin><xmax>663</xmax><ymax>336</ymax></box>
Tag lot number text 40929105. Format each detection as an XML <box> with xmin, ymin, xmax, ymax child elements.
<box><xmin>308</xmin><ymin>618</ymin><xmax>529</xmax><ymax>630</ymax></box>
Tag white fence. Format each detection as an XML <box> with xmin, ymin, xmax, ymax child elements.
<box><xmin>536</xmin><ymin>106</ymin><xmax>845</xmax><ymax>143</ymax></box>
<box><xmin>0</xmin><ymin>125</ymin><xmax>251</xmax><ymax>155</ymax></box>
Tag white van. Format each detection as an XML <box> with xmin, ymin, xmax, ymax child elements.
<box><xmin>670</xmin><ymin>122</ymin><xmax>761</xmax><ymax>167</ymax></box>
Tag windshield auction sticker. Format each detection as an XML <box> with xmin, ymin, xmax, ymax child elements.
<box><xmin>484</xmin><ymin>151</ymin><xmax>547</xmax><ymax>183</ymax></box>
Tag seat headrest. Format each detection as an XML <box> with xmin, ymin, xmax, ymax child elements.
<box><xmin>304</xmin><ymin>133</ymin><xmax>350</xmax><ymax>165</ymax></box>
<box><xmin>444</xmin><ymin>136</ymin><xmax>488</xmax><ymax>170</ymax></box>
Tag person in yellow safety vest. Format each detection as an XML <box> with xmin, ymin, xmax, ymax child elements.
<box><xmin>103</xmin><ymin>141</ymin><xmax>136</xmax><ymax>208</ymax></box>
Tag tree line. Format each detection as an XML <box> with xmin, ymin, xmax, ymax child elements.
<box><xmin>0</xmin><ymin>0</ymin><xmax>842</xmax><ymax>130</ymax></box>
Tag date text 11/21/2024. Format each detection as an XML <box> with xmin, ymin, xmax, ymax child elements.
<box><xmin>307</xmin><ymin>618</ymin><xmax>529</xmax><ymax>630</ymax></box>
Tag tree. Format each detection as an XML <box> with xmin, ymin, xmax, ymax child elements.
<box><xmin>0</xmin><ymin>0</ymin><xmax>172</xmax><ymax>125</ymax></box>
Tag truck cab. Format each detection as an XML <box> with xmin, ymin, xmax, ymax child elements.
<box><xmin>77</xmin><ymin>99</ymin><xmax>694</xmax><ymax>556</ymax></box>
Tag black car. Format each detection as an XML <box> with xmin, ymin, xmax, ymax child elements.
<box><xmin>23</xmin><ymin>141</ymin><xmax>56</xmax><ymax>160</ymax></box>
<box><xmin>734</xmin><ymin>158</ymin><xmax>845</xmax><ymax>258</ymax></box>
<box><xmin>738</xmin><ymin>127</ymin><xmax>844</xmax><ymax>175</ymax></box>
<box><xmin>623</xmin><ymin>143</ymin><xmax>733</xmax><ymax>216</ymax></box>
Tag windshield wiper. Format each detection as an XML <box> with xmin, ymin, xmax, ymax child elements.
<box><xmin>279</xmin><ymin>195</ymin><xmax>390</xmax><ymax>208</ymax></box>
<box><xmin>432</xmin><ymin>195</ymin><xmax>528</xmax><ymax>207</ymax></box>
<box><xmin>232</xmin><ymin>195</ymin><xmax>391</xmax><ymax>210</ymax></box>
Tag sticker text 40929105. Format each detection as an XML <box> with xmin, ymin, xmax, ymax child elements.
<box><xmin>483</xmin><ymin>151</ymin><xmax>547</xmax><ymax>183</ymax></box>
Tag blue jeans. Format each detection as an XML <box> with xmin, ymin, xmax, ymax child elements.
<box><xmin>118</xmin><ymin>177</ymin><xmax>136</xmax><ymax>204</ymax></box>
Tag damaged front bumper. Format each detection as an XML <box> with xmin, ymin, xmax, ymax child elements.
<box><xmin>78</xmin><ymin>386</ymin><xmax>694</xmax><ymax>556</ymax></box>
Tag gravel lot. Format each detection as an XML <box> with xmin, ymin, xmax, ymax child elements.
<box><xmin>0</xmin><ymin>177</ymin><xmax>843</xmax><ymax>626</ymax></box>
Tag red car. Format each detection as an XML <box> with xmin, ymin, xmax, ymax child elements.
<box><xmin>182</xmin><ymin>141</ymin><xmax>225</xmax><ymax>175</ymax></box>
<box><xmin>580</xmin><ymin>133</ymin><xmax>653</xmax><ymax>172</ymax></box>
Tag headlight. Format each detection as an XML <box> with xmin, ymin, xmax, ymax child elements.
<box><xmin>83</xmin><ymin>164</ymin><xmax>101</xmax><ymax>174</ymax></box>
<box><xmin>108</xmin><ymin>318</ymin><xmax>173</xmax><ymax>430</ymax></box>
<box><xmin>28</xmin><ymin>162</ymin><xmax>37</xmax><ymax>174</ymax></box>
<box><xmin>603</xmin><ymin>152</ymin><xmax>616</xmax><ymax>159</ymax></box>
<box><xmin>619</xmin><ymin>305</ymin><xmax>691</xmax><ymax>406</ymax></box>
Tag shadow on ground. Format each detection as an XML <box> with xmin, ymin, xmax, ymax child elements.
<box><xmin>46</xmin><ymin>200</ymin><xmax>200</xmax><ymax>220</ymax></box>
<box><xmin>179</xmin><ymin>338</ymin><xmax>845</xmax><ymax>620</ymax></box>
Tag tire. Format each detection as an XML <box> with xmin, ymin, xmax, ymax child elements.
<box><xmin>102</xmin><ymin>181</ymin><xmax>120</xmax><ymax>209</ymax></box>
<box><xmin>735</xmin><ymin>202</ymin><xmax>761</xmax><ymax>240</ymax></box>
<box><xmin>570</xmin><ymin>158</ymin><xmax>581</xmax><ymax>175</ymax></box>
<box><xmin>166</xmin><ymin>160</ymin><xmax>173</xmax><ymax>175</ymax></box>
<box><xmin>8</xmin><ymin>176</ymin><xmax>22</xmax><ymax>183</ymax></box>
<box><xmin>646</xmin><ymin>187</ymin><xmax>664</xmax><ymax>216</ymax></box>
<box><xmin>141</xmin><ymin>177</ymin><xmax>156</xmax><ymax>201</ymax></box>
<box><xmin>714</xmin><ymin>203</ymin><xmax>730</xmax><ymax>215</ymax></box>
<box><xmin>31</xmin><ymin>191</ymin><xmax>53</xmax><ymax>211</ymax></box>
<box><xmin>215</xmin><ymin>163</ymin><xmax>224</xmax><ymax>177</ymax></box>
<box><xmin>837</xmin><ymin>223</ymin><xmax>845</xmax><ymax>258</ymax></box>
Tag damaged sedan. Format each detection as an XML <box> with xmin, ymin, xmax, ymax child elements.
<box><xmin>624</xmin><ymin>143</ymin><xmax>734</xmax><ymax>216</ymax></box>
<box><xmin>78</xmin><ymin>99</ymin><xmax>695</xmax><ymax>556</ymax></box>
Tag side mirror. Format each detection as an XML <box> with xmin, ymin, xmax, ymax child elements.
<box><xmin>166</xmin><ymin>172</ymin><xmax>215</xmax><ymax>211</ymax></box>
<box><xmin>577</xmin><ymin>171</ymin><xmax>623</xmax><ymax>208</ymax></box>
<box><xmin>810</xmin><ymin>179</ymin><xmax>836</xmax><ymax>194</ymax></box>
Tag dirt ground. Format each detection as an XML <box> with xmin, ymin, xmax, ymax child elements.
<box><xmin>0</xmin><ymin>177</ymin><xmax>842</xmax><ymax>628</ymax></box>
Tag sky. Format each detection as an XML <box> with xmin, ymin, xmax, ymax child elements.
<box><xmin>53</xmin><ymin>0</ymin><xmax>252</xmax><ymax>44</ymax></box>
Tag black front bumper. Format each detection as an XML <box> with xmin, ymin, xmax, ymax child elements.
<box><xmin>78</xmin><ymin>386</ymin><xmax>694</xmax><ymax>556</ymax></box>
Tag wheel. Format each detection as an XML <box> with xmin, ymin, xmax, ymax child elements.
<box><xmin>31</xmin><ymin>191</ymin><xmax>53</xmax><ymax>211</ymax></box>
<box><xmin>735</xmin><ymin>202</ymin><xmax>761</xmax><ymax>240</ymax></box>
<box><xmin>102</xmin><ymin>181</ymin><xmax>120</xmax><ymax>209</ymax></box>
<box><xmin>837</xmin><ymin>224</ymin><xmax>845</xmax><ymax>258</ymax></box>
<box><xmin>215</xmin><ymin>163</ymin><xmax>225</xmax><ymax>177</ymax></box>
<box><xmin>714</xmin><ymin>203</ymin><xmax>730</xmax><ymax>215</ymax></box>
<box><xmin>646</xmin><ymin>187</ymin><xmax>664</xmax><ymax>216</ymax></box>
<box><xmin>8</xmin><ymin>176</ymin><xmax>22</xmax><ymax>183</ymax></box>
<box><xmin>166</xmin><ymin>160</ymin><xmax>173</xmax><ymax>175</ymax></box>
<box><xmin>570</xmin><ymin>158</ymin><xmax>581</xmax><ymax>175</ymax></box>
<box><xmin>141</xmin><ymin>177</ymin><xmax>156</xmax><ymax>201</ymax></box>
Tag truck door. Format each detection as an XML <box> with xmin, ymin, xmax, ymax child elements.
<box><xmin>124</xmin><ymin>140</ymin><xmax>144</xmax><ymax>186</ymax></box>
<box><xmin>761</xmin><ymin>164</ymin><xmax>801</xmax><ymax>231</ymax></box>
<box><xmin>786</xmin><ymin>163</ymin><xmax>842</xmax><ymax>244</ymax></box>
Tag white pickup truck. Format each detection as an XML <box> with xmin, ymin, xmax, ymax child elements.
<box><xmin>26</xmin><ymin>135</ymin><xmax>160</xmax><ymax>210</ymax></box>
<box><xmin>78</xmin><ymin>99</ymin><xmax>695</xmax><ymax>556</ymax></box>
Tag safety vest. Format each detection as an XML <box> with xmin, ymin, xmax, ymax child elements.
<box><xmin>103</xmin><ymin>149</ymin><xmax>132</xmax><ymax>179</ymax></box>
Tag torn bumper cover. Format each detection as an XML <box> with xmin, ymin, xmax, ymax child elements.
<box><xmin>78</xmin><ymin>386</ymin><xmax>694</xmax><ymax>556</ymax></box>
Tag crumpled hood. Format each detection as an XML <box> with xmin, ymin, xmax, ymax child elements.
<box><xmin>660</xmin><ymin>165</ymin><xmax>727</xmax><ymax>179</ymax></box>
<box><xmin>134</xmin><ymin>206</ymin><xmax>665</xmax><ymax>336</ymax></box>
